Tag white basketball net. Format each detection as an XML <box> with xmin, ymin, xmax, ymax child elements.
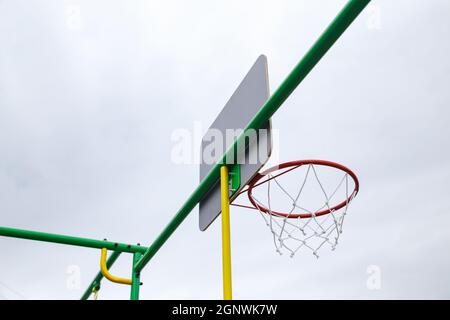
<box><xmin>248</xmin><ymin>164</ymin><xmax>356</xmax><ymax>258</ymax></box>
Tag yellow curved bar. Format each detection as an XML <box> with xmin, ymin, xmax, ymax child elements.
<box><xmin>100</xmin><ymin>248</ymin><xmax>132</xmax><ymax>285</ymax></box>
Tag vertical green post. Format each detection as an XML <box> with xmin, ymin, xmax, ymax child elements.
<box><xmin>130</xmin><ymin>252</ymin><xmax>142</xmax><ymax>300</ymax></box>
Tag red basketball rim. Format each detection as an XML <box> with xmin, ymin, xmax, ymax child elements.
<box><xmin>246</xmin><ymin>160</ymin><xmax>359</xmax><ymax>219</ymax></box>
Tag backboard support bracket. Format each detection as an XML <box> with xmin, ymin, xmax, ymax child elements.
<box><xmin>229</xmin><ymin>164</ymin><xmax>241</xmax><ymax>196</ymax></box>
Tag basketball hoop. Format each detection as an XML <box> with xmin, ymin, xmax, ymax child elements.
<box><xmin>233</xmin><ymin>160</ymin><xmax>359</xmax><ymax>258</ymax></box>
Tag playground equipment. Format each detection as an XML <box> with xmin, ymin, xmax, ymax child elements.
<box><xmin>0</xmin><ymin>0</ymin><xmax>369</xmax><ymax>300</ymax></box>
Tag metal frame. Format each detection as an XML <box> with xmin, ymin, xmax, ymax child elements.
<box><xmin>0</xmin><ymin>0</ymin><xmax>370</xmax><ymax>300</ymax></box>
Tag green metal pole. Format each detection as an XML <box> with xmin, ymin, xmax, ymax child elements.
<box><xmin>0</xmin><ymin>226</ymin><xmax>148</xmax><ymax>254</ymax></box>
<box><xmin>81</xmin><ymin>251</ymin><xmax>122</xmax><ymax>300</ymax></box>
<box><xmin>135</xmin><ymin>0</ymin><xmax>371</xmax><ymax>273</ymax></box>
<box><xmin>130</xmin><ymin>252</ymin><xmax>142</xmax><ymax>300</ymax></box>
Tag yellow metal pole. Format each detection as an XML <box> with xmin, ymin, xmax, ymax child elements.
<box><xmin>220</xmin><ymin>165</ymin><xmax>232</xmax><ymax>300</ymax></box>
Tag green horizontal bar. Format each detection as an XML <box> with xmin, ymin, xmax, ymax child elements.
<box><xmin>81</xmin><ymin>250</ymin><xmax>121</xmax><ymax>300</ymax></box>
<box><xmin>135</xmin><ymin>0</ymin><xmax>371</xmax><ymax>272</ymax></box>
<box><xmin>0</xmin><ymin>226</ymin><xmax>148</xmax><ymax>254</ymax></box>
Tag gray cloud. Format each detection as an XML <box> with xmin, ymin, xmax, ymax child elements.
<box><xmin>1</xmin><ymin>0</ymin><xmax>449</xmax><ymax>299</ymax></box>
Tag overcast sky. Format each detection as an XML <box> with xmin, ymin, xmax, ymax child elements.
<box><xmin>1</xmin><ymin>0</ymin><xmax>450</xmax><ymax>299</ymax></box>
